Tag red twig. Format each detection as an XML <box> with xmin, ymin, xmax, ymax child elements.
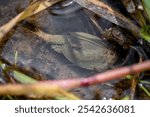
<box><xmin>0</xmin><ymin>61</ymin><xmax>150</xmax><ymax>97</ymax></box>
<box><xmin>40</xmin><ymin>60</ymin><xmax>150</xmax><ymax>89</ymax></box>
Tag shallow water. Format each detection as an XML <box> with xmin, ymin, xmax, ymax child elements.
<box><xmin>1</xmin><ymin>0</ymin><xmax>102</xmax><ymax>79</ymax></box>
<box><xmin>0</xmin><ymin>0</ymin><xmax>149</xmax><ymax>99</ymax></box>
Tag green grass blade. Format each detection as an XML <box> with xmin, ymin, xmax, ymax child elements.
<box><xmin>12</xmin><ymin>70</ymin><xmax>37</xmax><ymax>84</ymax></box>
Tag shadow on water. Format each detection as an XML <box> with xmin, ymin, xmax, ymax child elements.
<box><xmin>0</xmin><ymin>0</ymin><xmax>149</xmax><ymax>99</ymax></box>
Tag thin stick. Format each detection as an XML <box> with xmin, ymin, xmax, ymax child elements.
<box><xmin>44</xmin><ymin>60</ymin><xmax>150</xmax><ymax>89</ymax></box>
<box><xmin>0</xmin><ymin>61</ymin><xmax>150</xmax><ymax>97</ymax></box>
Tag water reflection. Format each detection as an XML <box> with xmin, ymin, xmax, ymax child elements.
<box><xmin>0</xmin><ymin>0</ymin><xmax>137</xmax><ymax>99</ymax></box>
<box><xmin>1</xmin><ymin>0</ymin><xmax>103</xmax><ymax>79</ymax></box>
<box><xmin>50</xmin><ymin>0</ymin><xmax>82</xmax><ymax>15</ymax></box>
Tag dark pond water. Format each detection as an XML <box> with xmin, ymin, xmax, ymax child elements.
<box><xmin>0</xmin><ymin>0</ymin><xmax>149</xmax><ymax>99</ymax></box>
